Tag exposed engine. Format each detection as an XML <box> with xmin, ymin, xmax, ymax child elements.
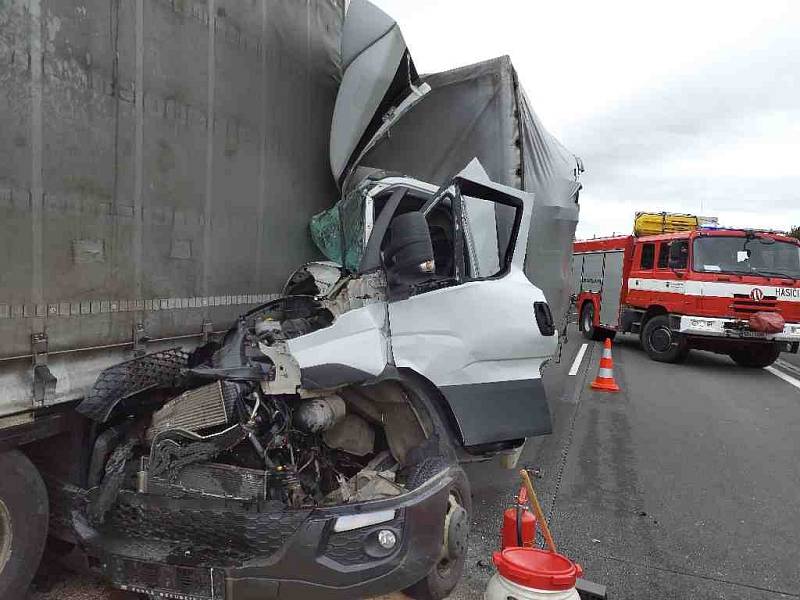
<box><xmin>137</xmin><ymin>383</ymin><xmax>381</xmax><ymax>509</ymax></box>
<box><xmin>79</xmin><ymin>284</ymin><xmax>431</xmax><ymax>527</ymax></box>
<box><xmin>84</xmin><ymin>382</ymin><xmax>414</xmax><ymax>519</ymax></box>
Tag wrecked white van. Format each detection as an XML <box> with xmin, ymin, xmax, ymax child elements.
<box><xmin>73</xmin><ymin>160</ymin><xmax>557</xmax><ymax>599</ymax></box>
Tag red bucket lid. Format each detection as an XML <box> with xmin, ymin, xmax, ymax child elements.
<box><xmin>492</xmin><ymin>548</ymin><xmax>583</xmax><ymax>591</ymax></box>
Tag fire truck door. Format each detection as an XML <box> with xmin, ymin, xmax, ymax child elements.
<box><xmin>580</xmin><ymin>253</ymin><xmax>604</xmax><ymax>295</ymax></box>
<box><xmin>599</xmin><ymin>251</ymin><xmax>625</xmax><ymax>327</ymax></box>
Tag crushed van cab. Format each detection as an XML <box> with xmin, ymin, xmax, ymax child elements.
<box><xmin>71</xmin><ymin>161</ymin><xmax>558</xmax><ymax>599</ymax></box>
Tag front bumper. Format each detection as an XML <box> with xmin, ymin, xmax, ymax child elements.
<box><xmin>74</xmin><ymin>468</ymin><xmax>455</xmax><ymax>600</ymax></box>
<box><xmin>678</xmin><ymin>315</ymin><xmax>800</xmax><ymax>342</ymax></box>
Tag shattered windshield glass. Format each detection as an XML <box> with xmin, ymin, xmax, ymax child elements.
<box><xmin>310</xmin><ymin>186</ymin><xmax>367</xmax><ymax>272</ymax></box>
<box><xmin>692</xmin><ymin>236</ymin><xmax>800</xmax><ymax>280</ymax></box>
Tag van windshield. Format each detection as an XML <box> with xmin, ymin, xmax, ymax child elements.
<box><xmin>692</xmin><ymin>236</ymin><xmax>800</xmax><ymax>280</ymax></box>
<box><xmin>309</xmin><ymin>186</ymin><xmax>367</xmax><ymax>272</ymax></box>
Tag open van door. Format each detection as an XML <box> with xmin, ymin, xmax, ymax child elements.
<box><xmin>330</xmin><ymin>0</ymin><xmax>431</xmax><ymax>190</ymax></box>
<box><xmin>386</xmin><ymin>160</ymin><xmax>556</xmax><ymax>447</ymax></box>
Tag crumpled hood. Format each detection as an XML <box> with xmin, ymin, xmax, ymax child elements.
<box><xmin>330</xmin><ymin>0</ymin><xmax>429</xmax><ymax>188</ymax></box>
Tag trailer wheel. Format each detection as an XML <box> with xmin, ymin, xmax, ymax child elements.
<box><xmin>0</xmin><ymin>450</ymin><xmax>49</xmax><ymax>599</ymax></box>
<box><xmin>729</xmin><ymin>343</ymin><xmax>780</xmax><ymax>368</ymax></box>
<box><xmin>404</xmin><ymin>463</ymin><xmax>471</xmax><ymax>600</ymax></box>
<box><xmin>641</xmin><ymin>315</ymin><xmax>689</xmax><ymax>363</ymax></box>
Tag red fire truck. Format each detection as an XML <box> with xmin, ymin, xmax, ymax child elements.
<box><xmin>572</xmin><ymin>218</ymin><xmax>800</xmax><ymax>367</ymax></box>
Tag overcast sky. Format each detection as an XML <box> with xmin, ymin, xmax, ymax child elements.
<box><xmin>371</xmin><ymin>0</ymin><xmax>800</xmax><ymax>238</ymax></box>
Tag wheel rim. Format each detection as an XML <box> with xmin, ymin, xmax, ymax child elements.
<box><xmin>649</xmin><ymin>326</ymin><xmax>673</xmax><ymax>353</ymax></box>
<box><xmin>437</xmin><ymin>490</ymin><xmax>467</xmax><ymax>578</ymax></box>
<box><xmin>0</xmin><ymin>499</ymin><xmax>12</xmax><ymax>575</ymax></box>
<box><xmin>583</xmin><ymin>305</ymin><xmax>594</xmax><ymax>332</ymax></box>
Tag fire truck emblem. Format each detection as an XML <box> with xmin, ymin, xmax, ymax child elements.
<box><xmin>750</xmin><ymin>288</ymin><xmax>765</xmax><ymax>302</ymax></box>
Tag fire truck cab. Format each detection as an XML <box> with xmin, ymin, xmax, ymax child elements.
<box><xmin>573</xmin><ymin>224</ymin><xmax>800</xmax><ymax>367</ymax></box>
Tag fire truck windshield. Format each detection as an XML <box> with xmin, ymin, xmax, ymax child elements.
<box><xmin>692</xmin><ymin>236</ymin><xmax>800</xmax><ymax>280</ymax></box>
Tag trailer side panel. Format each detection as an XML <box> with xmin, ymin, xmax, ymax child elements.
<box><xmin>0</xmin><ymin>0</ymin><xmax>343</xmax><ymax>413</ymax></box>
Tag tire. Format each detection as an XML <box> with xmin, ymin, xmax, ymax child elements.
<box><xmin>404</xmin><ymin>465</ymin><xmax>472</xmax><ymax>600</ymax></box>
<box><xmin>641</xmin><ymin>315</ymin><xmax>689</xmax><ymax>363</ymax></box>
<box><xmin>729</xmin><ymin>343</ymin><xmax>781</xmax><ymax>368</ymax></box>
<box><xmin>580</xmin><ymin>302</ymin><xmax>615</xmax><ymax>342</ymax></box>
<box><xmin>0</xmin><ymin>450</ymin><xmax>49</xmax><ymax>600</ymax></box>
<box><xmin>580</xmin><ymin>302</ymin><xmax>598</xmax><ymax>341</ymax></box>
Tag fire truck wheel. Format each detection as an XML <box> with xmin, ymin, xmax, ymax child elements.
<box><xmin>641</xmin><ymin>315</ymin><xmax>689</xmax><ymax>363</ymax></box>
<box><xmin>729</xmin><ymin>343</ymin><xmax>781</xmax><ymax>368</ymax></box>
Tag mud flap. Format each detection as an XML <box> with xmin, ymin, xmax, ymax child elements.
<box><xmin>438</xmin><ymin>378</ymin><xmax>552</xmax><ymax>446</ymax></box>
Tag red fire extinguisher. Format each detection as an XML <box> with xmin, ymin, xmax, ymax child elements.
<box><xmin>501</xmin><ymin>485</ymin><xmax>537</xmax><ymax>548</ymax></box>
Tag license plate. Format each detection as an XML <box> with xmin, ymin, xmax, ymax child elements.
<box><xmin>740</xmin><ymin>330</ymin><xmax>767</xmax><ymax>338</ymax></box>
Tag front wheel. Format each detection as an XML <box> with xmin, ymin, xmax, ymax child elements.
<box><xmin>404</xmin><ymin>464</ymin><xmax>471</xmax><ymax>600</ymax></box>
<box><xmin>729</xmin><ymin>343</ymin><xmax>781</xmax><ymax>368</ymax></box>
<box><xmin>641</xmin><ymin>315</ymin><xmax>689</xmax><ymax>363</ymax></box>
<box><xmin>0</xmin><ymin>450</ymin><xmax>49</xmax><ymax>600</ymax></box>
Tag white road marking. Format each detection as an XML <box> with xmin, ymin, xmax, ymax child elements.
<box><xmin>765</xmin><ymin>366</ymin><xmax>800</xmax><ymax>391</ymax></box>
<box><xmin>775</xmin><ymin>358</ymin><xmax>800</xmax><ymax>378</ymax></box>
<box><xmin>569</xmin><ymin>343</ymin><xmax>589</xmax><ymax>376</ymax></box>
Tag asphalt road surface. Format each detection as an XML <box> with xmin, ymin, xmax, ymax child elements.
<box><xmin>452</xmin><ymin>329</ymin><xmax>800</xmax><ymax>600</ymax></box>
<box><xmin>28</xmin><ymin>330</ymin><xmax>800</xmax><ymax>599</ymax></box>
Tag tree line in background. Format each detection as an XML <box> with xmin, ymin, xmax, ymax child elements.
<box><xmin>791</xmin><ymin>226</ymin><xmax>800</xmax><ymax>240</ymax></box>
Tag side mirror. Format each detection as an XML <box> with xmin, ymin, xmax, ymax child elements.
<box><xmin>383</xmin><ymin>212</ymin><xmax>435</xmax><ymax>284</ymax></box>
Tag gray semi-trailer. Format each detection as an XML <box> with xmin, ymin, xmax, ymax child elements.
<box><xmin>0</xmin><ymin>1</ymin><xmax>582</xmax><ymax>598</ymax></box>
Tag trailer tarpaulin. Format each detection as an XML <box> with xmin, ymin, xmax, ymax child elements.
<box><xmin>0</xmin><ymin>0</ymin><xmax>344</xmax><ymax>411</ymax></box>
<box><xmin>350</xmin><ymin>55</ymin><xmax>583</xmax><ymax>323</ymax></box>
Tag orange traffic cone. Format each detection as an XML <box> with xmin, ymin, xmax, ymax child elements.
<box><xmin>590</xmin><ymin>338</ymin><xmax>620</xmax><ymax>392</ymax></box>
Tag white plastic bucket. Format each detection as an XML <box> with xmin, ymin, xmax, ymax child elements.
<box><xmin>484</xmin><ymin>547</ymin><xmax>582</xmax><ymax>600</ymax></box>
<box><xmin>484</xmin><ymin>572</ymin><xmax>580</xmax><ymax>600</ymax></box>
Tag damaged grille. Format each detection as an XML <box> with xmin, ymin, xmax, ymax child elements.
<box><xmin>79</xmin><ymin>348</ymin><xmax>190</xmax><ymax>422</ymax></box>
<box><xmin>144</xmin><ymin>460</ymin><xmax>268</xmax><ymax>502</ymax></box>
<box><xmin>102</xmin><ymin>491</ymin><xmax>310</xmax><ymax>564</ymax></box>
